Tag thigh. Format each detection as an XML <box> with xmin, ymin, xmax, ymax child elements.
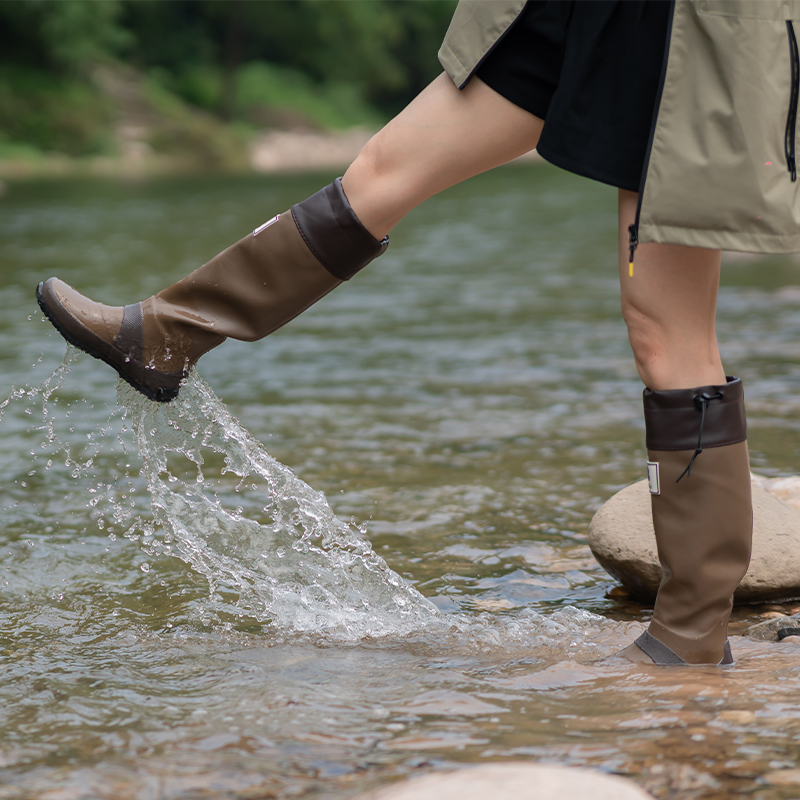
<box><xmin>375</xmin><ymin>73</ymin><xmax>544</xmax><ymax>188</ymax></box>
<box><xmin>342</xmin><ymin>74</ymin><xmax>544</xmax><ymax>235</ymax></box>
<box><xmin>618</xmin><ymin>189</ymin><xmax>725</xmax><ymax>390</ymax></box>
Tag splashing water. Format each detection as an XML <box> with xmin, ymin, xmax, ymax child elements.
<box><xmin>119</xmin><ymin>372</ymin><xmax>441</xmax><ymax>640</ymax></box>
<box><xmin>3</xmin><ymin>356</ymin><xmax>628</xmax><ymax>656</ymax></box>
<box><xmin>118</xmin><ymin>372</ymin><xmax>628</xmax><ymax>656</ymax></box>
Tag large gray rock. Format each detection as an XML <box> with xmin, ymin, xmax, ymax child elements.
<box><xmin>355</xmin><ymin>764</ymin><xmax>654</xmax><ymax>800</ymax></box>
<box><xmin>588</xmin><ymin>478</ymin><xmax>800</xmax><ymax>604</ymax></box>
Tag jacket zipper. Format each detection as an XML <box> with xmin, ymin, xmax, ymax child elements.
<box><xmin>628</xmin><ymin>0</ymin><xmax>677</xmax><ymax>276</ymax></box>
<box><xmin>786</xmin><ymin>21</ymin><xmax>799</xmax><ymax>182</ymax></box>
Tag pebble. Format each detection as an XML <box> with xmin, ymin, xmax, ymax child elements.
<box><xmin>715</xmin><ymin>710</ymin><xmax>756</xmax><ymax>724</ymax></box>
<box><xmin>763</xmin><ymin>768</ymin><xmax>800</xmax><ymax>786</ymax></box>
<box><xmin>354</xmin><ymin>764</ymin><xmax>655</xmax><ymax>800</ymax></box>
<box><xmin>745</xmin><ymin>615</ymin><xmax>800</xmax><ymax>641</ymax></box>
<box><xmin>588</xmin><ymin>477</ymin><xmax>800</xmax><ymax>604</ymax></box>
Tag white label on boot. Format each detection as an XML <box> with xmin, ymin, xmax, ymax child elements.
<box><xmin>253</xmin><ymin>215</ymin><xmax>279</xmax><ymax>236</ymax></box>
<box><xmin>647</xmin><ymin>461</ymin><xmax>661</xmax><ymax>495</ymax></box>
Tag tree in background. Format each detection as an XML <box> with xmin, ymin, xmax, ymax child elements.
<box><xmin>0</xmin><ymin>0</ymin><xmax>456</xmax><ymax>158</ymax></box>
<box><xmin>0</xmin><ymin>0</ymin><xmax>129</xmax><ymax>154</ymax></box>
<box><xmin>122</xmin><ymin>0</ymin><xmax>456</xmax><ymax>126</ymax></box>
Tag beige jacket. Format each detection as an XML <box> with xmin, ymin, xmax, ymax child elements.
<box><xmin>439</xmin><ymin>0</ymin><xmax>800</xmax><ymax>255</ymax></box>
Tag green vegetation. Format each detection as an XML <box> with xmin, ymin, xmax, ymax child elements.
<box><xmin>0</xmin><ymin>66</ymin><xmax>115</xmax><ymax>157</ymax></box>
<box><xmin>233</xmin><ymin>62</ymin><xmax>383</xmax><ymax>131</ymax></box>
<box><xmin>0</xmin><ymin>0</ymin><xmax>456</xmax><ymax>171</ymax></box>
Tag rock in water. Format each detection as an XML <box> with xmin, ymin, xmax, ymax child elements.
<box><xmin>588</xmin><ymin>479</ymin><xmax>800</xmax><ymax>604</ymax></box>
<box><xmin>354</xmin><ymin>763</ymin><xmax>655</xmax><ymax>800</ymax></box>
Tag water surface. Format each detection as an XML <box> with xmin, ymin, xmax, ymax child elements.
<box><xmin>2</xmin><ymin>168</ymin><xmax>800</xmax><ymax>799</ymax></box>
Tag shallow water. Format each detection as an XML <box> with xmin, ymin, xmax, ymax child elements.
<box><xmin>3</xmin><ymin>168</ymin><xmax>800</xmax><ymax>799</ymax></box>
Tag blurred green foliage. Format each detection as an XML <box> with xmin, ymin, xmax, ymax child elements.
<box><xmin>0</xmin><ymin>0</ymin><xmax>456</xmax><ymax>158</ymax></box>
<box><xmin>0</xmin><ymin>0</ymin><xmax>132</xmax><ymax>74</ymax></box>
<box><xmin>0</xmin><ymin>66</ymin><xmax>115</xmax><ymax>156</ymax></box>
<box><xmin>120</xmin><ymin>0</ymin><xmax>455</xmax><ymax>118</ymax></box>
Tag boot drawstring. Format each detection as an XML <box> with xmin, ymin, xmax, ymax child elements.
<box><xmin>676</xmin><ymin>391</ymin><xmax>724</xmax><ymax>483</ymax></box>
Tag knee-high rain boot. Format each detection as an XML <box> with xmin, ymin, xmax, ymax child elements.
<box><xmin>36</xmin><ymin>178</ymin><xmax>387</xmax><ymax>402</ymax></box>
<box><xmin>622</xmin><ymin>377</ymin><xmax>753</xmax><ymax>666</ymax></box>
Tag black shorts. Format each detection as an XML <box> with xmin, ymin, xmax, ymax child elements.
<box><xmin>476</xmin><ymin>0</ymin><xmax>672</xmax><ymax>192</ymax></box>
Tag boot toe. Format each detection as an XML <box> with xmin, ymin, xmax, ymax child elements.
<box><xmin>36</xmin><ymin>278</ymin><xmax>183</xmax><ymax>403</ymax></box>
<box><xmin>38</xmin><ymin>278</ymin><xmax>123</xmax><ymax>353</ymax></box>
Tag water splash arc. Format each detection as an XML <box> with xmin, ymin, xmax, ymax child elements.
<box><xmin>121</xmin><ymin>372</ymin><xmax>440</xmax><ymax>640</ymax></box>
<box><xmin>2</xmin><ymin>357</ymin><xmax>622</xmax><ymax>656</ymax></box>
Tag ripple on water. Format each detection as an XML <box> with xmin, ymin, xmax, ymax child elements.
<box><xmin>5</xmin><ymin>172</ymin><xmax>800</xmax><ymax>800</ymax></box>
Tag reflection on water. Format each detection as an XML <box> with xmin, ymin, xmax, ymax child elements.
<box><xmin>2</xmin><ymin>168</ymin><xmax>800</xmax><ymax>799</ymax></box>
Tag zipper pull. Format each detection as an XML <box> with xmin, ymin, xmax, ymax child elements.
<box><xmin>790</xmin><ymin>155</ymin><xmax>797</xmax><ymax>182</ymax></box>
<box><xmin>628</xmin><ymin>223</ymin><xmax>639</xmax><ymax>277</ymax></box>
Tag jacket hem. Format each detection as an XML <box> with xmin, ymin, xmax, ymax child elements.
<box><xmin>438</xmin><ymin>41</ymin><xmax>471</xmax><ymax>90</ymax></box>
<box><xmin>438</xmin><ymin>0</ymin><xmax>529</xmax><ymax>91</ymax></box>
<box><xmin>639</xmin><ymin>223</ymin><xmax>800</xmax><ymax>254</ymax></box>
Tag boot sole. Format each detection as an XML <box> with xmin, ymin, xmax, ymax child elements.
<box><xmin>36</xmin><ymin>282</ymin><xmax>180</xmax><ymax>403</ymax></box>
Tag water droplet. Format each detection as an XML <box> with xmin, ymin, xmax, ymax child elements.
<box><xmin>140</xmin><ymin>563</ymin><xmax>150</xmax><ymax>573</ymax></box>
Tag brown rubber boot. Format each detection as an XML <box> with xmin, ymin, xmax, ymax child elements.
<box><xmin>36</xmin><ymin>179</ymin><xmax>387</xmax><ymax>402</ymax></box>
<box><xmin>620</xmin><ymin>377</ymin><xmax>752</xmax><ymax>666</ymax></box>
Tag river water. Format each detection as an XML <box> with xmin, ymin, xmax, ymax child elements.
<box><xmin>3</xmin><ymin>167</ymin><xmax>800</xmax><ymax>799</ymax></box>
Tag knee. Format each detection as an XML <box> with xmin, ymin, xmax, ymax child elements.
<box><xmin>621</xmin><ymin>297</ymin><xmax>723</xmax><ymax>390</ymax></box>
<box><xmin>621</xmin><ymin>297</ymin><xmax>671</xmax><ymax>389</ymax></box>
<box><xmin>342</xmin><ymin>128</ymin><xmax>420</xmax><ymax>234</ymax></box>
<box><xmin>348</xmin><ymin>129</ymin><xmax>396</xmax><ymax>187</ymax></box>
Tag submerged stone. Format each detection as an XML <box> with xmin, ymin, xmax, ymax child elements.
<box><xmin>588</xmin><ymin>477</ymin><xmax>800</xmax><ymax>604</ymax></box>
<box><xmin>746</xmin><ymin>614</ymin><xmax>800</xmax><ymax>641</ymax></box>
<box><xmin>355</xmin><ymin>763</ymin><xmax>654</xmax><ymax>800</ymax></box>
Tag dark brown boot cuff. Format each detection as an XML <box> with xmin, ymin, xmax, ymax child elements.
<box><xmin>291</xmin><ymin>178</ymin><xmax>389</xmax><ymax>281</ymax></box>
<box><xmin>643</xmin><ymin>376</ymin><xmax>746</xmax><ymax>451</ymax></box>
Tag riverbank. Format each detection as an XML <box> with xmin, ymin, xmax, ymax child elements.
<box><xmin>0</xmin><ymin>62</ymin><xmax>540</xmax><ymax>180</ymax></box>
<box><xmin>0</xmin><ymin>125</ymin><xmax>542</xmax><ymax>181</ymax></box>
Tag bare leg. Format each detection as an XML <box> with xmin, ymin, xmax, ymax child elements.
<box><xmin>343</xmin><ymin>73</ymin><xmax>544</xmax><ymax>239</ymax></box>
<box><xmin>618</xmin><ymin>189</ymin><xmax>725</xmax><ymax>391</ymax></box>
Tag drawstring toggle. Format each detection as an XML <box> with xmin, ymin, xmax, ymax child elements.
<box><xmin>675</xmin><ymin>390</ymin><xmax>724</xmax><ymax>483</ymax></box>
